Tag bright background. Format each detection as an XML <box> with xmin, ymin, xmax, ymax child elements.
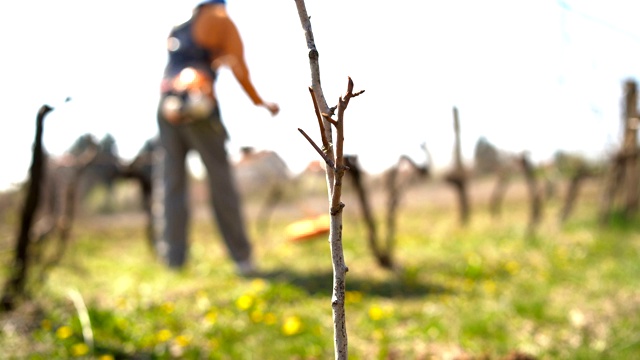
<box><xmin>1</xmin><ymin>0</ymin><xmax>639</xmax><ymax>190</ymax></box>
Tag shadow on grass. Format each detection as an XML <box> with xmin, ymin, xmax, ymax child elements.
<box><xmin>258</xmin><ymin>267</ymin><xmax>453</xmax><ymax>299</ymax></box>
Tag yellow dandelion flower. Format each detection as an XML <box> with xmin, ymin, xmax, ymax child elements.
<box><xmin>373</xmin><ymin>329</ymin><xmax>385</xmax><ymax>340</ymax></box>
<box><xmin>368</xmin><ymin>306</ymin><xmax>384</xmax><ymax>321</ymax></box>
<box><xmin>556</xmin><ymin>247</ymin><xmax>568</xmax><ymax>260</ymax></box>
<box><xmin>56</xmin><ymin>326</ymin><xmax>73</xmax><ymax>339</ymax></box>
<box><xmin>116</xmin><ymin>297</ymin><xmax>128</xmax><ymax>310</ymax></box>
<box><xmin>41</xmin><ymin>319</ymin><xmax>52</xmax><ymax>331</ymax></box>
<box><xmin>345</xmin><ymin>291</ymin><xmax>363</xmax><ymax>304</ymax></box>
<box><xmin>203</xmin><ymin>309</ymin><xmax>218</xmax><ymax>325</ymax></box>
<box><xmin>70</xmin><ymin>343</ymin><xmax>89</xmax><ymax>357</ymax></box>
<box><xmin>264</xmin><ymin>312</ymin><xmax>277</xmax><ymax>325</ymax></box>
<box><xmin>462</xmin><ymin>278</ymin><xmax>475</xmax><ymax>292</ymax></box>
<box><xmin>250</xmin><ymin>310</ymin><xmax>264</xmax><ymax>323</ymax></box>
<box><xmin>174</xmin><ymin>334</ymin><xmax>191</xmax><ymax>347</ymax></box>
<box><xmin>161</xmin><ymin>302</ymin><xmax>175</xmax><ymax>314</ymax></box>
<box><xmin>282</xmin><ymin>316</ymin><xmax>303</xmax><ymax>336</ymax></box>
<box><xmin>98</xmin><ymin>355</ymin><xmax>115</xmax><ymax>360</ymax></box>
<box><xmin>504</xmin><ymin>260</ymin><xmax>520</xmax><ymax>274</ymax></box>
<box><xmin>250</xmin><ymin>278</ymin><xmax>267</xmax><ymax>292</ymax></box>
<box><xmin>483</xmin><ymin>280</ymin><xmax>497</xmax><ymax>294</ymax></box>
<box><xmin>204</xmin><ymin>310</ymin><xmax>218</xmax><ymax>325</ymax></box>
<box><xmin>236</xmin><ymin>294</ymin><xmax>254</xmax><ymax>311</ymax></box>
<box><xmin>156</xmin><ymin>329</ymin><xmax>172</xmax><ymax>343</ymax></box>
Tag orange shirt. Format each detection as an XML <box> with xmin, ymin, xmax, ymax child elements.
<box><xmin>191</xmin><ymin>4</ymin><xmax>264</xmax><ymax>106</ymax></box>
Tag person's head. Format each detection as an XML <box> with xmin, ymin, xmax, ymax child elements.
<box><xmin>193</xmin><ymin>0</ymin><xmax>225</xmax><ymax>15</ymax></box>
<box><xmin>197</xmin><ymin>0</ymin><xmax>226</xmax><ymax>7</ymax></box>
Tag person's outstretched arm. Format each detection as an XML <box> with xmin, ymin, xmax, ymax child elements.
<box><xmin>193</xmin><ymin>5</ymin><xmax>279</xmax><ymax>116</ymax></box>
<box><xmin>222</xmin><ymin>19</ymin><xmax>279</xmax><ymax>116</ymax></box>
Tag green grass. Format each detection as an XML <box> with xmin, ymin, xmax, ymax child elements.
<box><xmin>1</xmin><ymin>179</ymin><xmax>640</xmax><ymax>359</ymax></box>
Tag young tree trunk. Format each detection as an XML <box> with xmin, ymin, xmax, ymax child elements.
<box><xmin>294</xmin><ymin>2</ymin><xmax>364</xmax><ymax>358</ymax></box>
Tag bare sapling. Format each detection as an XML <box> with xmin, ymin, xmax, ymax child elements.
<box><xmin>294</xmin><ymin>1</ymin><xmax>364</xmax><ymax>358</ymax></box>
<box><xmin>445</xmin><ymin>106</ymin><xmax>470</xmax><ymax>225</ymax></box>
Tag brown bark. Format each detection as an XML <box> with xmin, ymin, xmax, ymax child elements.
<box><xmin>622</xmin><ymin>80</ymin><xmax>639</xmax><ymax>216</ymax></box>
<box><xmin>599</xmin><ymin>154</ymin><xmax>624</xmax><ymax>224</ymax></box>
<box><xmin>35</xmin><ymin>152</ymin><xmax>97</xmax><ymax>278</ymax></box>
<box><xmin>489</xmin><ymin>164</ymin><xmax>511</xmax><ymax>218</ymax></box>
<box><xmin>519</xmin><ymin>153</ymin><xmax>542</xmax><ymax>233</ymax></box>
<box><xmin>560</xmin><ymin>165</ymin><xmax>589</xmax><ymax>223</ymax></box>
<box><xmin>598</xmin><ymin>79</ymin><xmax>639</xmax><ymax>224</ymax></box>
<box><xmin>1</xmin><ymin>105</ymin><xmax>52</xmax><ymax>311</ymax></box>
<box><xmin>344</xmin><ymin>155</ymin><xmax>392</xmax><ymax>269</ymax></box>
<box><xmin>445</xmin><ymin>107</ymin><xmax>470</xmax><ymax>225</ymax></box>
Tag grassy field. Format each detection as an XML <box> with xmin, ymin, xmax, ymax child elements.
<box><xmin>0</xmin><ymin>175</ymin><xmax>639</xmax><ymax>359</ymax></box>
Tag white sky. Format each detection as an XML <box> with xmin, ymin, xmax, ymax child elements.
<box><xmin>1</xmin><ymin>0</ymin><xmax>639</xmax><ymax>191</ymax></box>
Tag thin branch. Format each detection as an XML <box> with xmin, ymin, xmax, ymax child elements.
<box><xmin>328</xmin><ymin>78</ymin><xmax>363</xmax><ymax>219</ymax></box>
<box><xmin>335</xmin><ymin>78</ymin><xmax>363</xmax><ymax>166</ymax></box>
<box><xmin>324</xmin><ymin>114</ymin><xmax>339</xmax><ymax>127</ymax></box>
<box><xmin>298</xmin><ymin>128</ymin><xmax>336</xmax><ymax>170</ymax></box>
<box><xmin>308</xmin><ymin>87</ymin><xmax>330</xmax><ymax>153</ymax></box>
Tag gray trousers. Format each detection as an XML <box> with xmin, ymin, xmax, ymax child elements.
<box><xmin>154</xmin><ymin>105</ymin><xmax>252</xmax><ymax>268</ymax></box>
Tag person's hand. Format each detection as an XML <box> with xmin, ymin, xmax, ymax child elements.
<box><xmin>262</xmin><ymin>102</ymin><xmax>280</xmax><ymax>116</ymax></box>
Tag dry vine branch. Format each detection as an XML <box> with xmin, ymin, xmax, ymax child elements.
<box><xmin>1</xmin><ymin>104</ymin><xmax>53</xmax><ymax>311</ymax></box>
<box><xmin>34</xmin><ymin>150</ymin><xmax>98</xmax><ymax>282</ymax></box>
<box><xmin>445</xmin><ymin>106</ymin><xmax>470</xmax><ymax>225</ymax></box>
<box><xmin>559</xmin><ymin>164</ymin><xmax>590</xmax><ymax>223</ymax></box>
<box><xmin>344</xmin><ymin>155</ymin><xmax>394</xmax><ymax>269</ymax></box>
<box><xmin>599</xmin><ymin>79</ymin><xmax>639</xmax><ymax>223</ymax></box>
<box><xmin>520</xmin><ymin>153</ymin><xmax>542</xmax><ymax>234</ymax></box>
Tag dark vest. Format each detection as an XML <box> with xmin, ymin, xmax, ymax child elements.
<box><xmin>163</xmin><ymin>17</ymin><xmax>217</xmax><ymax>82</ymax></box>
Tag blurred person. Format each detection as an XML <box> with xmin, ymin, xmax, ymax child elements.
<box><xmin>155</xmin><ymin>0</ymin><xmax>279</xmax><ymax>275</ymax></box>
